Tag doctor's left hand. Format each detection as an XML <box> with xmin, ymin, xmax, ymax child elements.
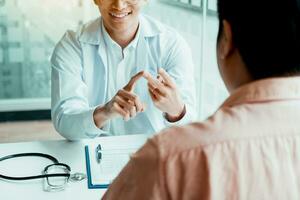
<box><xmin>143</xmin><ymin>68</ymin><xmax>186</xmax><ymax>122</ymax></box>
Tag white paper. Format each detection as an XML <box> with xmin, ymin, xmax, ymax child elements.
<box><xmin>86</xmin><ymin>134</ymin><xmax>149</xmax><ymax>185</ymax></box>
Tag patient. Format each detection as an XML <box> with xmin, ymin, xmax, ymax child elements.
<box><xmin>103</xmin><ymin>0</ymin><xmax>300</xmax><ymax>199</ymax></box>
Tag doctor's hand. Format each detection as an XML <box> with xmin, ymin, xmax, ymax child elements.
<box><xmin>104</xmin><ymin>71</ymin><xmax>146</xmax><ymax>121</ymax></box>
<box><xmin>143</xmin><ymin>68</ymin><xmax>186</xmax><ymax>122</ymax></box>
<box><xmin>94</xmin><ymin>71</ymin><xmax>146</xmax><ymax>128</ymax></box>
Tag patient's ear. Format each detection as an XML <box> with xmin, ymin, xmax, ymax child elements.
<box><xmin>218</xmin><ymin>20</ymin><xmax>234</xmax><ymax>60</ymax></box>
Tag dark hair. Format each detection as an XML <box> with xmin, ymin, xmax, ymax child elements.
<box><xmin>217</xmin><ymin>0</ymin><xmax>300</xmax><ymax>79</ymax></box>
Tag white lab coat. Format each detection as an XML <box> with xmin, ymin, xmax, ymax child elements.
<box><xmin>51</xmin><ymin>15</ymin><xmax>196</xmax><ymax>140</ymax></box>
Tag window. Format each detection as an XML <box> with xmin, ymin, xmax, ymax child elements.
<box><xmin>0</xmin><ymin>0</ymin><xmax>97</xmax><ymax>113</ymax></box>
<box><xmin>0</xmin><ymin>0</ymin><xmax>51</xmax><ymax>111</ymax></box>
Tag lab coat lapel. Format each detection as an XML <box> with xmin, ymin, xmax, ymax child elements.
<box><xmin>79</xmin><ymin>18</ymin><xmax>108</xmax><ymax>105</ymax></box>
<box><xmin>96</xmin><ymin>42</ymin><xmax>108</xmax><ymax>104</ymax></box>
<box><xmin>95</xmin><ymin>19</ymin><xmax>109</xmax><ymax>105</ymax></box>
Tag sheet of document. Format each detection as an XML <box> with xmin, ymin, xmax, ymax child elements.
<box><xmin>87</xmin><ymin>134</ymin><xmax>149</xmax><ymax>185</ymax></box>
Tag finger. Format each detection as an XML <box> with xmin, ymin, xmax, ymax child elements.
<box><xmin>158</xmin><ymin>68</ymin><xmax>176</xmax><ymax>88</ymax></box>
<box><xmin>129</xmin><ymin>106</ymin><xmax>137</xmax><ymax>118</ymax></box>
<box><xmin>123</xmin><ymin>71</ymin><xmax>145</xmax><ymax>92</ymax></box>
<box><xmin>152</xmin><ymin>88</ymin><xmax>163</xmax><ymax>101</ymax></box>
<box><xmin>147</xmin><ymin>82</ymin><xmax>156</xmax><ymax>92</ymax></box>
<box><xmin>157</xmin><ymin>75</ymin><xmax>164</xmax><ymax>84</ymax></box>
<box><xmin>143</xmin><ymin>71</ymin><xmax>163</xmax><ymax>88</ymax></box>
<box><xmin>147</xmin><ymin>82</ymin><xmax>167</xmax><ymax>97</ymax></box>
<box><xmin>118</xmin><ymin>90</ymin><xmax>138</xmax><ymax>102</ymax></box>
<box><xmin>129</xmin><ymin>97</ymin><xmax>143</xmax><ymax>113</ymax></box>
<box><xmin>112</xmin><ymin>102</ymin><xmax>128</xmax><ymax>118</ymax></box>
<box><xmin>145</xmin><ymin>74</ymin><xmax>166</xmax><ymax>95</ymax></box>
<box><xmin>148</xmin><ymin>87</ymin><xmax>163</xmax><ymax>101</ymax></box>
<box><xmin>118</xmin><ymin>90</ymin><xmax>145</xmax><ymax>113</ymax></box>
<box><xmin>148</xmin><ymin>88</ymin><xmax>158</xmax><ymax>102</ymax></box>
<box><xmin>115</xmin><ymin>96</ymin><xmax>134</xmax><ymax>111</ymax></box>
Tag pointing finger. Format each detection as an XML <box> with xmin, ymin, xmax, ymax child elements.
<box><xmin>123</xmin><ymin>71</ymin><xmax>145</xmax><ymax>92</ymax></box>
<box><xmin>143</xmin><ymin>71</ymin><xmax>163</xmax><ymax>88</ymax></box>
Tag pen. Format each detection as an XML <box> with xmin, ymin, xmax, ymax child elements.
<box><xmin>95</xmin><ymin>144</ymin><xmax>102</xmax><ymax>164</ymax></box>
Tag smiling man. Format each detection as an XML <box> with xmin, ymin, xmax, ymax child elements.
<box><xmin>50</xmin><ymin>0</ymin><xmax>196</xmax><ymax>140</ymax></box>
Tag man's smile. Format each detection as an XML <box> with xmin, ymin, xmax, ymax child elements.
<box><xmin>109</xmin><ymin>11</ymin><xmax>133</xmax><ymax>19</ymax></box>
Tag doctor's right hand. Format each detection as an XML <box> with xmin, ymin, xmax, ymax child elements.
<box><xmin>93</xmin><ymin>71</ymin><xmax>146</xmax><ymax>128</ymax></box>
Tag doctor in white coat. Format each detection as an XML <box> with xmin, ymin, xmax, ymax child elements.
<box><xmin>51</xmin><ymin>0</ymin><xmax>196</xmax><ymax>140</ymax></box>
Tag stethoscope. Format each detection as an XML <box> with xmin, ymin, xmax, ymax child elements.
<box><xmin>0</xmin><ymin>152</ymin><xmax>86</xmax><ymax>191</ymax></box>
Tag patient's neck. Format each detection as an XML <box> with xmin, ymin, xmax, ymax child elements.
<box><xmin>226</xmin><ymin>51</ymin><xmax>253</xmax><ymax>93</ymax></box>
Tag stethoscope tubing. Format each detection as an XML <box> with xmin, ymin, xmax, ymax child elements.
<box><xmin>0</xmin><ymin>152</ymin><xmax>71</xmax><ymax>181</ymax></box>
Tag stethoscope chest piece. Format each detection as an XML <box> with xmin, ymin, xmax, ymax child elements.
<box><xmin>70</xmin><ymin>173</ymin><xmax>86</xmax><ymax>182</ymax></box>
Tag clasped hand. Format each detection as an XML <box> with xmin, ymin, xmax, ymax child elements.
<box><xmin>104</xmin><ymin>68</ymin><xmax>185</xmax><ymax>121</ymax></box>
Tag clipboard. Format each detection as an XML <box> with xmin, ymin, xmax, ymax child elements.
<box><xmin>84</xmin><ymin>134</ymin><xmax>150</xmax><ymax>189</ymax></box>
<box><xmin>85</xmin><ymin>145</ymin><xmax>110</xmax><ymax>189</ymax></box>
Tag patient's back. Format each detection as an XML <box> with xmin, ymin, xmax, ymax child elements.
<box><xmin>152</xmin><ymin>78</ymin><xmax>300</xmax><ymax>200</ymax></box>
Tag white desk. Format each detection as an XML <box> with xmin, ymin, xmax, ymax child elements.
<box><xmin>0</xmin><ymin>134</ymin><xmax>149</xmax><ymax>200</ymax></box>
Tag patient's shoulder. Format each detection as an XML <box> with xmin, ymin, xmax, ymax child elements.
<box><xmin>150</xmin><ymin>107</ymin><xmax>247</xmax><ymax>159</ymax></box>
<box><xmin>150</xmin><ymin>123</ymin><xmax>210</xmax><ymax>159</ymax></box>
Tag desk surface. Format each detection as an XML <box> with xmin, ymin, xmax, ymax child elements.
<box><xmin>0</xmin><ymin>134</ymin><xmax>150</xmax><ymax>200</ymax></box>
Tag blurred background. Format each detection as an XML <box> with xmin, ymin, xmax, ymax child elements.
<box><xmin>0</xmin><ymin>0</ymin><xmax>227</xmax><ymax>142</ymax></box>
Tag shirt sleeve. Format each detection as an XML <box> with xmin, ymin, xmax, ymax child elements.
<box><xmin>102</xmin><ymin>139</ymin><xmax>167</xmax><ymax>200</ymax></box>
<box><xmin>51</xmin><ymin>31</ymin><xmax>108</xmax><ymax>140</ymax></box>
<box><xmin>161</xmin><ymin>31</ymin><xmax>197</xmax><ymax>127</ymax></box>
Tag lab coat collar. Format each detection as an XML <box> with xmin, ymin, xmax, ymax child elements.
<box><xmin>78</xmin><ymin>18</ymin><xmax>102</xmax><ymax>45</ymax></box>
<box><xmin>78</xmin><ymin>15</ymin><xmax>162</xmax><ymax>45</ymax></box>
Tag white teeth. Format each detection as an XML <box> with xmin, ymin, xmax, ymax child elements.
<box><xmin>110</xmin><ymin>12</ymin><xmax>130</xmax><ymax>18</ymax></box>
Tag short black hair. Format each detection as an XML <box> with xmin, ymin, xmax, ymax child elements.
<box><xmin>217</xmin><ymin>0</ymin><xmax>300</xmax><ymax>79</ymax></box>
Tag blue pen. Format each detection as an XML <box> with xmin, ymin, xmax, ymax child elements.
<box><xmin>95</xmin><ymin>144</ymin><xmax>102</xmax><ymax>164</ymax></box>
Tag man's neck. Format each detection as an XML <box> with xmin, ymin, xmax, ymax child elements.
<box><xmin>105</xmin><ymin>23</ymin><xmax>139</xmax><ymax>49</ymax></box>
